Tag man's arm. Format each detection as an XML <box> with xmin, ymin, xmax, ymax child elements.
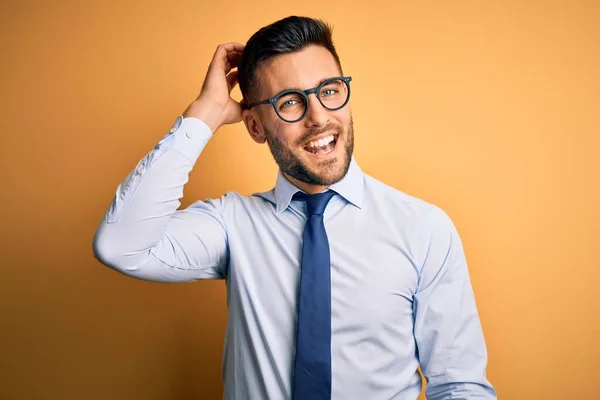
<box><xmin>413</xmin><ymin>205</ymin><xmax>497</xmax><ymax>399</ymax></box>
<box><xmin>92</xmin><ymin>116</ymin><xmax>229</xmax><ymax>282</ymax></box>
<box><xmin>92</xmin><ymin>42</ymin><xmax>246</xmax><ymax>283</ymax></box>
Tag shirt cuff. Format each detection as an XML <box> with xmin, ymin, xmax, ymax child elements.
<box><xmin>156</xmin><ymin>115</ymin><xmax>213</xmax><ymax>163</ymax></box>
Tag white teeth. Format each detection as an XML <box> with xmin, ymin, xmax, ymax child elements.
<box><xmin>308</xmin><ymin>135</ymin><xmax>335</xmax><ymax>148</ymax></box>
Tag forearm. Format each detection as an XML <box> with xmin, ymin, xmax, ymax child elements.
<box><xmin>92</xmin><ymin>117</ymin><xmax>213</xmax><ymax>276</ymax></box>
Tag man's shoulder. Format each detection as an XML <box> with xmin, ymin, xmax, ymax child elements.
<box><xmin>364</xmin><ymin>173</ymin><xmax>433</xmax><ymax>208</ymax></box>
<box><xmin>189</xmin><ymin>189</ymin><xmax>276</xmax><ymax>212</ymax></box>
<box><xmin>362</xmin><ymin>173</ymin><xmax>451</xmax><ymax>226</ymax></box>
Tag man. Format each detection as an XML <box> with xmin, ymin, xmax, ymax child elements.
<box><xmin>93</xmin><ymin>15</ymin><xmax>497</xmax><ymax>400</ymax></box>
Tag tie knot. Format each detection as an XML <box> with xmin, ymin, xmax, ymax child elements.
<box><xmin>293</xmin><ymin>190</ymin><xmax>336</xmax><ymax>216</ymax></box>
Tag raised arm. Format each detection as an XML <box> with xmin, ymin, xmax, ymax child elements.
<box><xmin>92</xmin><ymin>42</ymin><xmax>246</xmax><ymax>283</ymax></box>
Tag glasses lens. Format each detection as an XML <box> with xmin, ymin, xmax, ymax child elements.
<box><xmin>276</xmin><ymin>92</ymin><xmax>307</xmax><ymax>122</ymax></box>
<box><xmin>319</xmin><ymin>78</ymin><xmax>349</xmax><ymax>110</ymax></box>
<box><xmin>273</xmin><ymin>78</ymin><xmax>350</xmax><ymax>122</ymax></box>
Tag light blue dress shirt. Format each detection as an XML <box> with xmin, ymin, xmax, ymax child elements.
<box><xmin>93</xmin><ymin>115</ymin><xmax>497</xmax><ymax>400</ymax></box>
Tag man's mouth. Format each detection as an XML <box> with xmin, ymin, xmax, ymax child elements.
<box><xmin>303</xmin><ymin>134</ymin><xmax>338</xmax><ymax>155</ymax></box>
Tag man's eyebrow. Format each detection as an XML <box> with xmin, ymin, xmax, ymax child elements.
<box><xmin>282</xmin><ymin>77</ymin><xmax>333</xmax><ymax>92</ymax></box>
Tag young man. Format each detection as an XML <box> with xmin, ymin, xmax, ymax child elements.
<box><xmin>93</xmin><ymin>15</ymin><xmax>497</xmax><ymax>400</ymax></box>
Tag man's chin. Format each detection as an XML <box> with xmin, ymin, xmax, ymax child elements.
<box><xmin>298</xmin><ymin>156</ymin><xmax>350</xmax><ymax>186</ymax></box>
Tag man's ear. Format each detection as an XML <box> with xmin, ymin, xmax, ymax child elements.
<box><xmin>242</xmin><ymin>109</ymin><xmax>267</xmax><ymax>144</ymax></box>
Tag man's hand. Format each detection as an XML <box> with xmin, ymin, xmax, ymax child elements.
<box><xmin>183</xmin><ymin>42</ymin><xmax>245</xmax><ymax>132</ymax></box>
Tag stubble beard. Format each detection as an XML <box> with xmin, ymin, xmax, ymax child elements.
<box><xmin>264</xmin><ymin>116</ymin><xmax>354</xmax><ymax>187</ymax></box>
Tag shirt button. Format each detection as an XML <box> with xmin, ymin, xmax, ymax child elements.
<box><xmin>169</xmin><ymin>128</ymin><xmax>177</xmax><ymax>134</ymax></box>
<box><xmin>136</xmin><ymin>166</ymin><xmax>145</xmax><ymax>174</ymax></box>
<box><xmin>186</xmin><ymin>132</ymin><xmax>192</xmax><ymax>138</ymax></box>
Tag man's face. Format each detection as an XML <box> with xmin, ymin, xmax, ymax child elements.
<box><xmin>248</xmin><ymin>45</ymin><xmax>354</xmax><ymax>187</ymax></box>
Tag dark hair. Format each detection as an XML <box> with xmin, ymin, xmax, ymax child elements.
<box><xmin>238</xmin><ymin>16</ymin><xmax>343</xmax><ymax>105</ymax></box>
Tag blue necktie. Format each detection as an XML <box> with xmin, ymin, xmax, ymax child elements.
<box><xmin>292</xmin><ymin>190</ymin><xmax>336</xmax><ymax>400</ymax></box>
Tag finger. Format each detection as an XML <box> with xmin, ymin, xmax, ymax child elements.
<box><xmin>226</xmin><ymin>70</ymin><xmax>239</xmax><ymax>93</ymax></box>
<box><xmin>227</xmin><ymin>51</ymin><xmax>243</xmax><ymax>67</ymax></box>
<box><xmin>212</xmin><ymin>42</ymin><xmax>245</xmax><ymax>71</ymax></box>
<box><xmin>220</xmin><ymin>42</ymin><xmax>245</xmax><ymax>53</ymax></box>
<box><xmin>222</xmin><ymin>51</ymin><xmax>243</xmax><ymax>73</ymax></box>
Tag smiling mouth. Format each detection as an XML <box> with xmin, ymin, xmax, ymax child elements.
<box><xmin>303</xmin><ymin>134</ymin><xmax>338</xmax><ymax>155</ymax></box>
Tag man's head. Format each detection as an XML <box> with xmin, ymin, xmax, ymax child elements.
<box><xmin>238</xmin><ymin>16</ymin><xmax>354</xmax><ymax>193</ymax></box>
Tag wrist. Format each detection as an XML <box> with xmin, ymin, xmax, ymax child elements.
<box><xmin>182</xmin><ymin>100</ymin><xmax>222</xmax><ymax>133</ymax></box>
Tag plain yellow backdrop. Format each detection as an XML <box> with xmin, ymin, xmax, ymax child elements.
<box><xmin>1</xmin><ymin>1</ymin><xmax>598</xmax><ymax>399</ymax></box>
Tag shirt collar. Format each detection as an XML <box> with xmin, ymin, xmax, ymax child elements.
<box><xmin>273</xmin><ymin>156</ymin><xmax>365</xmax><ymax>214</ymax></box>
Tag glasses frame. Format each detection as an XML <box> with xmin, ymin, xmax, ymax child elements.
<box><xmin>245</xmin><ymin>76</ymin><xmax>352</xmax><ymax>123</ymax></box>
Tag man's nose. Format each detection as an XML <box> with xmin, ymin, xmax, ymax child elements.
<box><xmin>303</xmin><ymin>94</ymin><xmax>329</xmax><ymax>126</ymax></box>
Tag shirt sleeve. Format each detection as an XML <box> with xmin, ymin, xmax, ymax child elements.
<box><xmin>92</xmin><ymin>116</ymin><xmax>229</xmax><ymax>282</ymax></box>
<box><xmin>413</xmin><ymin>206</ymin><xmax>497</xmax><ymax>399</ymax></box>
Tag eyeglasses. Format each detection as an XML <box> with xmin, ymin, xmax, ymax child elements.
<box><xmin>245</xmin><ymin>76</ymin><xmax>352</xmax><ymax>123</ymax></box>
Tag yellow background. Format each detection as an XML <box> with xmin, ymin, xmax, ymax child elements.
<box><xmin>1</xmin><ymin>1</ymin><xmax>598</xmax><ymax>399</ymax></box>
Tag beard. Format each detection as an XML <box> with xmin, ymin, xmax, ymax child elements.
<box><xmin>263</xmin><ymin>115</ymin><xmax>354</xmax><ymax>186</ymax></box>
